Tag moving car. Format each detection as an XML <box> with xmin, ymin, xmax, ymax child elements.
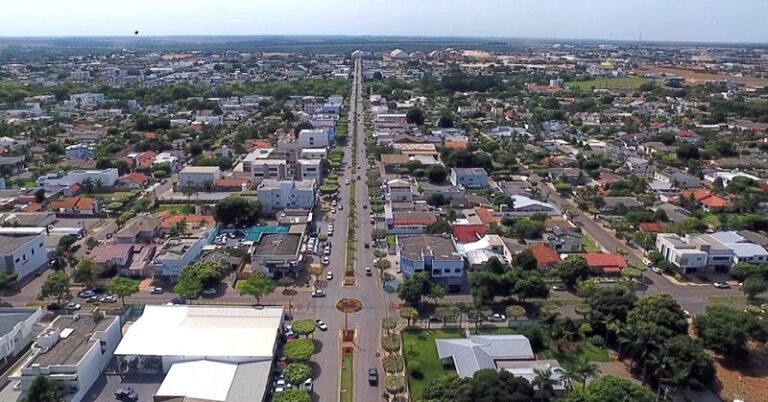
<box><xmin>365</xmin><ymin>267</ymin><xmax>372</xmax><ymax>276</ymax></box>
<box><xmin>338</xmin><ymin>204</ymin><xmax>343</xmax><ymax>210</ymax></box>
<box><xmin>150</xmin><ymin>286</ymin><xmax>164</xmax><ymax>294</ymax></box>
<box><xmin>651</xmin><ymin>266</ymin><xmax>663</xmax><ymax>274</ymax></box>
<box><xmin>311</xmin><ymin>289</ymin><xmax>326</xmax><ymax>297</ymax></box>
<box><xmin>66</xmin><ymin>302</ymin><xmax>81</xmax><ymax>310</ymax></box>
<box><xmin>713</xmin><ymin>281</ymin><xmax>730</xmax><ymax>289</ymax></box>
<box><xmin>315</xmin><ymin>320</ymin><xmax>328</xmax><ymax>331</ymax></box>
<box><xmin>368</xmin><ymin>368</ymin><xmax>379</xmax><ymax>386</ymax></box>
<box><xmin>326</xmin><ymin>271</ymin><xmax>334</xmax><ymax>280</ymax></box>
<box><xmin>489</xmin><ymin>313</ymin><xmax>507</xmax><ymax>322</ymax></box>
<box><xmin>551</xmin><ymin>284</ymin><xmax>566</xmax><ymax>291</ymax></box>
<box><xmin>364</xmin><ymin>242</ymin><xmax>370</xmax><ymax>249</ymax></box>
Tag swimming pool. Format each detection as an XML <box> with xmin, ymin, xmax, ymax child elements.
<box><xmin>244</xmin><ymin>225</ymin><xmax>289</xmax><ymax>241</ymax></box>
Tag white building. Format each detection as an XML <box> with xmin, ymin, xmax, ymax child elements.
<box><xmin>656</xmin><ymin>233</ymin><xmax>734</xmax><ymax>274</ymax></box>
<box><xmin>388</xmin><ymin>179</ymin><xmax>413</xmax><ymax>202</ymax></box>
<box><xmin>300</xmin><ymin>148</ymin><xmax>327</xmax><ymax>160</ymax></box>
<box><xmin>297</xmin><ymin>159</ymin><xmax>322</xmax><ymax>181</ymax></box>
<box><xmin>257</xmin><ymin>179</ymin><xmax>316</xmax><ymax>212</ymax></box>
<box><xmin>178</xmin><ymin>166</ymin><xmax>222</xmax><ymax>188</ymax></box>
<box><xmin>16</xmin><ymin>313</ymin><xmax>121</xmax><ymax>402</ymax></box>
<box><xmin>36</xmin><ymin>169</ymin><xmax>119</xmax><ymax>191</ymax></box>
<box><xmin>504</xmin><ymin>195</ymin><xmax>560</xmax><ymax>217</ymax></box>
<box><xmin>0</xmin><ymin>308</ymin><xmax>43</xmax><ymax>367</ymax></box>
<box><xmin>704</xmin><ymin>170</ymin><xmax>763</xmax><ymax>187</ymax></box>
<box><xmin>68</xmin><ymin>93</ymin><xmax>105</xmax><ymax>108</ymax></box>
<box><xmin>297</xmin><ymin>128</ymin><xmax>330</xmax><ymax>148</ymax></box>
<box><xmin>114</xmin><ymin>305</ymin><xmax>283</xmax><ymax>402</ymax></box>
<box><xmin>0</xmin><ymin>234</ymin><xmax>49</xmax><ymax>282</ymax></box>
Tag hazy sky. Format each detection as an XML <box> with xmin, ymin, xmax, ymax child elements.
<box><xmin>2</xmin><ymin>0</ymin><xmax>767</xmax><ymax>43</ymax></box>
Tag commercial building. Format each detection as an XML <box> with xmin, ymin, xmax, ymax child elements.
<box><xmin>504</xmin><ymin>195</ymin><xmax>560</xmax><ymax>217</ymax></box>
<box><xmin>15</xmin><ymin>313</ymin><xmax>121</xmax><ymax>402</ymax></box>
<box><xmin>114</xmin><ymin>305</ymin><xmax>283</xmax><ymax>402</ymax></box>
<box><xmin>0</xmin><ymin>233</ymin><xmax>49</xmax><ymax>282</ymax></box>
<box><xmin>397</xmin><ymin>234</ymin><xmax>465</xmax><ymax>290</ymax></box>
<box><xmin>656</xmin><ymin>233</ymin><xmax>733</xmax><ymax>274</ymax></box>
<box><xmin>64</xmin><ymin>144</ymin><xmax>95</xmax><ymax>161</ymax></box>
<box><xmin>449</xmin><ymin>168</ymin><xmax>489</xmax><ymax>188</ymax></box>
<box><xmin>178</xmin><ymin>166</ymin><xmax>222</xmax><ymax>188</ymax></box>
<box><xmin>36</xmin><ymin>169</ymin><xmax>119</xmax><ymax>191</ymax></box>
<box><xmin>250</xmin><ymin>233</ymin><xmax>304</xmax><ymax>278</ymax></box>
<box><xmin>0</xmin><ymin>308</ymin><xmax>43</xmax><ymax>367</ymax></box>
<box><xmin>151</xmin><ymin>231</ymin><xmax>215</xmax><ymax>278</ymax></box>
<box><xmin>297</xmin><ymin>128</ymin><xmax>330</xmax><ymax>148</ymax></box>
<box><xmin>257</xmin><ymin>179</ymin><xmax>316</xmax><ymax>212</ymax></box>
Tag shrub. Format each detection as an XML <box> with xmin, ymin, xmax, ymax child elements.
<box><xmin>589</xmin><ymin>335</ymin><xmax>605</xmax><ymax>347</ymax></box>
<box><xmin>517</xmin><ymin>325</ymin><xmax>545</xmax><ymax>352</ymax></box>
<box><xmin>283</xmin><ymin>339</ymin><xmax>316</xmax><ymax>362</ymax></box>
<box><xmin>381</xmin><ymin>335</ymin><xmax>401</xmax><ymax>353</ymax></box>
<box><xmin>383</xmin><ymin>355</ymin><xmax>404</xmax><ymax>373</ymax></box>
<box><xmin>407</xmin><ymin>360</ymin><xmax>422</xmax><ymax>374</ymax></box>
<box><xmin>384</xmin><ymin>375</ymin><xmax>406</xmax><ymax>393</ymax></box>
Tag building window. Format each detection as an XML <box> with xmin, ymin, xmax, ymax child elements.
<box><xmin>454</xmin><ymin>268</ymin><xmax>462</xmax><ymax>273</ymax></box>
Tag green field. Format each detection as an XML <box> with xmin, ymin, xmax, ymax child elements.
<box><xmin>402</xmin><ymin>329</ymin><xmax>464</xmax><ymax>400</ymax></box>
<box><xmin>566</xmin><ymin>77</ymin><xmax>650</xmax><ymax>90</ymax></box>
<box><xmin>340</xmin><ymin>353</ymin><xmax>354</xmax><ymax>402</ymax></box>
<box><xmin>154</xmin><ymin>204</ymin><xmax>196</xmax><ymax>214</ymax></box>
<box><xmin>581</xmin><ymin>235</ymin><xmax>601</xmax><ymax>252</ymax></box>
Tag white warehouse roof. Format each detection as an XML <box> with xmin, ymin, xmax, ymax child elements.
<box><xmin>115</xmin><ymin>305</ymin><xmax>283</xmax><ymax>358</ymax></box>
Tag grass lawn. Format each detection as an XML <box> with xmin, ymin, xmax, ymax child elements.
<box><xmin>580</xmin><ymin>235</ymin><xmax>601</xmax><ymax>252</ymax></box>
<box><xmin>565</xmin><ymin>77</ymin><xmax>650</xmax><ymax>90</ymax></box>
<box><xmin>340</xmin><ymin>353</ymin><xmax>354</xmax><ymax>402</ymax></box>
<box><xmin>89</xmin><ymin>191</ymin><xmax>138</xmax><ymax>201</ymax></box>
<box><xmin>154</xmin><ymin>204</ymin><xmax>196</xmax><ymax>214</ymax></box>
<box><xmin>402</xmin><ymin>329</ymin><xmax>464</xmax><ymax>400</ymax></box>
<box><xmin>542</xmin><ymin>341</ymin><xmax>612</xmax><ymax>363</ymax></box>
<box><xmin>707</xmin><ymin>295</ymin><xmax>750</xmax><ymax>305</ymax></box>
<box><xmin>386</xmin><ymin>235</ymin><xmax>396</xmax><ymax>249</ymax></box>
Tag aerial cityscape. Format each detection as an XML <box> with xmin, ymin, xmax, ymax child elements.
<box><xmin>1</xmin><ymin>2</ymin><xmax>768</xmax><ymax>402</ymax></box>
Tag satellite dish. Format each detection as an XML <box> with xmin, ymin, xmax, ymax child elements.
<box><xmin>134</xmin><ymin>30</ymin><xmax>139</xmax><ymax>36</ymax></box>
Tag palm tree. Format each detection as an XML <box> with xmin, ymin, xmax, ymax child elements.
<box><xmin>532</xmin><ymin>366</ymin><xmax>561</xmax><ymax>402</ymax></box>
<box><xmin>455</xmin><ymin>302</ymin><xmax>469</xmax><ymax>329</ymax></box>
<box><xmin>574</xmin><ymin>357</ymin><xmax>600</xmax><ymax>389</ymax></box>
<box><xmin>540</xmin><ymin>308</ymin><xmax>560</xmax><ymax>340</ymax></box>
<box><xmin>627</xmin><ymin>324</ymin><xmax>664</xmax><ymax>381</ymax></box>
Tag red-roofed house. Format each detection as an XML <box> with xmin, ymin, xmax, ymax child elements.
<box><xmin>530</xmin><ymin>244</ymin><xmax>561</xmax><ymax>269</ymax></box>
<box><xmin>444</xmin><ymin>139</ymin><xmax>469</xmax><ymax>150</ymax></box>
<box><xmin>157</xmin><ymin>212</ymin><xmax>215</xmax><ymax>231</ymax></box>
<box><xmin>474</xmin><ymin>207</ymin><xmax>497</xmax><ymax>225</ymax></box>
<box><xmin>63</xmin><ymin>183</ymin><xmax>81</xmax><ymax>197</ymax></box>
<box><xmin>135</xmin><ymin>151</ymin><xmax>157</xmax><ymax>168</ymax></box>
<box><xmin>49</xmin><ymin>196</ymin><xmax>101</xmax><ymax>215</ymax></box>
<box><xmin>675</xmin><ymin>129</ymin><xmax>701</xmax><ymax>143</ymax></box>
<box><xmin>143</xmin><ymin>131</ymin><xmax>157</xmax><ymax>140</ymax></box>
<box><xmin>452</xmin><ymin>225</ymin><xmax>489</xmax><ymax>243</ymax></box>
<box><xmin>246</xmin><ymin>139</ymin><xmax>271</xmax><ymax>151</ymax></box>
<box><xmin>391</xmin><ymin>211</ymin><xmax>437</xmax><ymax>234</ymax></box>
<box><xmin>117</xmin><ymin>173</ymin><xmax>149</xmax><ymax>189</ymax></box>
<box><xmin>581</xmin><ymin>253</ymin><xmax>627</xmax><ymax>275</ymax></box>
<box><xmin>213</xmin><ymin>178</ymin><xmax>252</xmax><ymax>191</ymax></box>
<box><xmin>639</xmin><ymin>222</ymin><xmax>664</xmax><ymax>233</ymax></box>
<box><xmin>679</xmin><ymin>189</ymin><xmax>729</xmax><ymax>212</ymax></box>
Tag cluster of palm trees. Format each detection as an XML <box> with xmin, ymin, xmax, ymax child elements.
<box><xmin>531</xmin><ymin>357</ymin><xmax>601</xmax><ymax>401</ymax></box>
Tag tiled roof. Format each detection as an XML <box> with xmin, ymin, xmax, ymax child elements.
<box><xmin>639</xmin><ymin>222</ymin><xmax>664</xmax><ymax>233</ymax></box>
<box><xmin>452</xmin><ymin>225</ymin><xmax>489</xmax><ymax>243</ymax></box>
<box><xmin>530</xmin><ymin>244</ymin><xmax>560</xmax><ymax>269</ymax></box>
<box><xmin>474</xmin><ymin>207</ymin><xmax>497</xmax><ymax>225</ymax></box>
<box><xmin>581</xmin><ymin>253</ymin><xmax>627</xmax><ymax>270</ymax></box>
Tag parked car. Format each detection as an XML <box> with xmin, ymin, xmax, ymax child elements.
<box><xmin>322</xmin><ymin>256</ymin><xmax>330</xmax><ymax>265</ymax></box>
<box><xmin>315</xmin><ymin>320</ymin><xmax>328</xmax><ymax>331</ymax></box>
<box><xmin>489</xmin><ymin>313</ymin><xmax>507</xmax><ymax>322</ymax></box>
<box><xmin>641</xmin><ymin>258</ymin><xmax>652</xmax><ymax>267</ymax></box>
<box><xmin>338</xmin><ymin>205</ymin><xmax>343</xmax><ymax>210</ymax></box>
<box><xmin>202</xmin><ymin>288</ymin><xmax>217</xmax><ymax>297</ymax></box>
<box><xmin>311</xmin><ymin>289</ymin><xmax>326</xmax><ymax>298</ymax></box>
<box><xmin>713</xmin><ymin>281</ymin><xmax>730</xmax><ymax>289</ymax></box>
<box><xmin>150</xmin><ymin>286</ymin><xmax>164</xmax><ymax>294</ymax></box>
<box><xmin>651</xmin><ymin>266</ymin><xmax>663</xmax><ymax>274</ymax></box>
<box><xmin>326</xmin><ymin>271</ymin><xmax>334</xmax><ymax>280</ymax></box>
<box><xmin>551</xmin><ymin>284</ymin><xmax>566</xmax><ymax>291</ymax></box>
<box><xmin>78</xmin><ymin>290</ymin><xmax>95</xmax><ymax>298</ymax></box>
<box><xmin>66</xmin><ymin>302</ymin><xmax>81</xmax><ymax>310</ymax></box>
<box><xmin>368</xmin><ymin>368</ymin><xmax>379</xmax><ymax>386</ymax></box>
<box><xmin>302</xmin><ymin>378</ymin><xmax>313</xmax><ymax>392</ymax></box>
<box><xmin>115</xmin><ymin>387</ymin><xmax>138</xmax><ymax>401</ymax></box>
<box><xmin>364</xmin><ymin>242</ymin><xmax>370</xmax><ymax>249</ymax></box>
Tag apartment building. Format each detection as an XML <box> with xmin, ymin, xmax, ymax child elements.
<box><xmin>257</xmin><ymin>180</ymin><xmax>316</xmax><ymax>212</ymax></box>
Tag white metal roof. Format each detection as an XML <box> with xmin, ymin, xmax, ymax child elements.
<box><xmin>114</xmin><ymin>305</ymin><xmax>283</xmax><ymax>358</ymax></box>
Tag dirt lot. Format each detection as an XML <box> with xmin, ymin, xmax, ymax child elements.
<box><xmin>638</xmin><ymin>65</ymin><xmax>768</xmax><ymax>88</ymax></box>
<box><xmin>712</xmin><ymin>342</ymin><xmax>768</xmax><ymax>402</ymax></box>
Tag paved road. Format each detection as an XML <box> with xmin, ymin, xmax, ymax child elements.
<box><xmin>530</xmin><ymin>174</ymin><xmax>736</xmax><ymax>314</ymax></box>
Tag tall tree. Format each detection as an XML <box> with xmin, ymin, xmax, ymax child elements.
<box><xmin>41</xmin><ymin>272</ymin><xmax>70</xmax><ymax>305</ymax></box>
<box><xmin>25</xmin><ymin>375</ymin><xmax>64</xmax><ymax>402</ymax></box>
<box><xmin>105</xmin><ymin>277</ymin><xmax>140</xmax><ymax>307</ymax></box>
<box><xmin>396</xmin><ymin>272</ymin><xmax>433</xmax><ymax>305</ymax></box>
<box><xmin>236</xmin><ymin>273</ymin><xmax>276</xmax><ymax>305</ymax></box>
<box><xmin>555</xmin><ymin>256</ymin><xmax>591</xmax><ymax>288</ymax></box>
<box><xmin>626</xmin><ymin>294</ymin><xmax>688</xmax><ymax>336</ymax></box>
<box><xmin>72</xmin><ymin>258</ymin><xmax>100</xmax><ymax>288</ymax></box>
<box><xmin>694</xmin><ymin>305</ymin><xmax>768</xmax><ymax>357</ymax></box>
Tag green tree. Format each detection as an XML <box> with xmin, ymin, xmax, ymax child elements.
<box><xmin>0</xmin><ymin>271</ymin><xmax>18</xmax><ymax>303</ymax></box>
<box><xmin>421</xmin><ymin>370</ymin><xmax>534</xmax><ymax>402</ymax></box>
<box><xmin>532</xmin><ymin>366</ymin><xmax>561</xmax><ymax>402</ymax></box>
<box><xmin>425</xmin><ymin>218</ymin><xmax>452</xmax><ymax>234</ymax></box>
<box><xmin>72</xmin><ymin>258</ymin><xmax>100</xmax><ymax>288</ymax></box>
<box><xmin>513</xmin><ymin>273</ymin><xmax>549</xmax><ymax>301</ymax></box>
<box><xmin>24</xmin><ymin>375</ymin><xmax>64</xmax><ymax>402</ymax></box>
<box><xmin>236</xmin><ymin>273</ymin><xmax>276</xmax><ymax>305</ymax></box>
<box><xmin>399</xmin><ymin>307</ymin><xmax>419</xmax><ymax>326</ymax></box>
<box><xmin>283</xmin><ymin>362</ymin><xmax>313</xmax><ymax>385</ymax></box>
<box><xmin>105</xmin><ymin>277</ymin><xmax>140</xmax><ymax>307</ymax></box>
<box><xmin>41</xmin><ymin>272</ymin><xmax>70</xmax><ymax>305</ymax></box>
<box><xmin>586</xmin><ymin>285</ymin><xmax>637</xmax><ymax>329</ymax></box>
<box><xmin>656</xmin><ymin>335</ymin><xmax>715</xmax><ymax>387</ymax></box>
<box><xmin>626</xmin><ymin>294</ymin><xmax>688</xmax><ymax>336</ymax></box>
<box><xmin>214</xmin><ymin>197</ymin><xmax>262</xmax><ymax>227</ymax></box>
<box><xmin>742</xmin><ymin>276</ymin><xmax>767</xmax><ymax>300</ymax></box>
<box><xmin>555</xmin><ymin>256</ymin><xmax>591</xmax><ymax>288</ymax></box>
<box><xmin>173</xmin><ymin>276</ymin><xmax>202</xmax><ymax>299</ymax></box>
<box><xmin>694</xmin><ymin>305</ymin><xmax>768</xmax><ymax>357</ymax></box>
<box><xmin>278</xmin><ymin>276</ymin><xmax>296</xmax><ymax>291</ymax></box>
<box><xmin>396</xmin><ymin>272</ymin><xmax>433</xmax><ymax>305</ymax></box>
<box><xmin>283</xmin><ymin>339</ymin><xmax>316</xmax><ymax>361</ymax></box>
<box><xmin>425</xmin><ymin>164</ymin><xmax>448</xmax><ymax>183</ymax></box>
<box><xmin>292</xmin><ymin>319</ymin><xmax>317</xmax><ymax>338</ymax></box>
<box><xmin>506</xmin><ymin>305</ymin><xmax>527</xmax><ymax>322</ymax></box>
<box><xmin>272</xmin><ymin>389</ymin><xmax>310</xmax><ymax>402</ymax></box>
<box><xmin>512</xmin><ymin>249</ymin><xmax>538</xmax><ymax>271</ymax></box>
<box><xmin>406</xmin><ymin>107</ymin><xmax>426</xmax><ymax>126</ymax></box>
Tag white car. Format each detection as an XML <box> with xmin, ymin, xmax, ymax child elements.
<box><xmin>99</xmin><ymin>295</ymin><xmax>117</xmax><ymax>303</ymax></box>
<box><xmin>322</xmin><ymin>256</ymin><xmax>330</xmax><ymax>265</ymax></box>
<box><xmin>326</xmin><ymin>271</ymin><xmax>334</xmax><ymax>280</ymax></box>
<box><xmin>713</xmin><ymin>281</ymin><xmax>730</xmax><ymax>289</ymax></box>
<box><xmin>489</xmin><ymin>313</ymin><xmax>507</xmax><ymax>322</ymax></box>
<box><xmin>338</xmin><ymin>204</ymin><xmax>343</xmax><ymax>210</ymax></box>
<box><xmin>66</xmin><ymin>302</ymin><xmax>81</xmax><ymax>310</ymax></box>
<box><xmin>345</xmin><ymin>179</ymin><xmax>350</xmax><ymax>185</ymax></box>
<box><xmin>316</xmin><ymin>320</ymin><xmax>328</xmax><ymax>331</ymax></box>
<box><xmin>311</xmin><ymin>289</ymin><xmax>326</xmax><ymax>297</ymax></box>
<box><xmin>651</xmin><ymin>266</ymin><xmax>662</xmax><ymax>274</ymax></box>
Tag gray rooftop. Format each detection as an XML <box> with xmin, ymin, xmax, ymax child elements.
<box><xmin>0</xmin><ymin>308</ymin><xmax>38</xmax><ymax>336</ymax></box>
<box><xmin>31</xmin><ymin>314</ymin><xmax>117</xmax><ymax>367</ymax></box>
<box><xmin>0</xmin><ymin>235</ymin><xmax>39</xmax><ymax>255</ymax></box>
<box><xmin>399</xmin><ymin>235</ymin><xmax>461</xmax><ymax>261</ymax></box>
<box><xmin>253</xmin><ymin>233</ymin><xmax>302</xmax><ymax>256</ymax></box>
<box><xmin>436</xmin><ymin>335</ymin><xmax>535</xmax><ymax>378</ymax></box>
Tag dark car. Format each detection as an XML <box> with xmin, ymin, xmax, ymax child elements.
<box><xmin>368</xmin><ymin>368</ymin><xmax>379</xmax><ymax>386</ymax></box>
<box><xmin>115</xmin><ymin>387</ymin><xmax>138</xmax><ymax>401</ymax></box>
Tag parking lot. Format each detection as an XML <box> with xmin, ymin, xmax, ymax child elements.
<box><xmin>82</xmin><ymin>373</ymin><xmax>162</xmax><ymax>402</ymax></box>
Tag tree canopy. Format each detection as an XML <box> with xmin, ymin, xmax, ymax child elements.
<box><xmin>396</xmin><ymin>272</ymin><xmax>434</xmax><ymax>305</ymax></box>
<box><xmin>236</xmin><ymin>273</ymin><xmax>276</xmax><ymax>304</ymax></box>
<box><xmin>214</xmin><ymin>197</ymin><xmax>262</xmax><ymax>227</ymax></box>
<box><xmin>105</xmin><ymin>277</ymin><xmax>140</xmax><ymax>307</ymax></box>
<box><xmin>562</xmin><ymin>375</ymin><xmax>654</xmax><ymax>402</ymax></box>
<box><xmin>282</xmin><ymin>339</ymin><xmax>316</xmax><ymax>362</ymax></box>
<box><xmin>24</xmin><ymin>375</ymin><xmax>64</xmax><ymax>402</ymax></box>
<box><xmin>421</xmin><ymin>370</ymin><xmax>534</xmax><ymax>402</ymax></box>
<box><xmin>626</xmin><ymin>295</ymin><xmax>688</xmax><ymax>336</ymax></box>
<box><xmin>693</xmin><ymin>305</ymin><xmax>768</xmax><ymax>357</ymax></box>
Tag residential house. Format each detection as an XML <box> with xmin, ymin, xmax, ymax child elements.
<box><xmin>505</xmin><ymin>195</ymin><xmax>559</xmax><ymax>217</ymax></box>
<box><xmin>397</xmin><ymin>234</ymin><xmax>465</xmax><ymax>291</ymax></box>
<box><xmin>65</xmin><ymin>144</ymin><xmax>94</xmax><ymax>161</ymax></box>
<box><xmin>452</xmin><ymin>225</ymin><xmax>489</xmax><ymax>244</ymax></box>
<box><xmin>88</xmin><ymin>244</ymin><xmax>135</xmax><ymax>272</ymax></box>
<box><xmin>152</xmin><ymin>232</ymin><xmax>214</xmax><ymax>278</ymax></box>
<box><xmin>709</xmin><ymin>231</ymin><xmax>768</xmax><ymax>265</ymax></box>
<box><xmin>48</xmin><ymin>197</ymin><xmax>101</xmax><ymax>215</ymax></box>
<box><xmin>654</xmin><ymin>168</ymin><xmax>701</xmax><ymax>189</ymax></box>
<box><xmin>656</xmin><ymin>233</ymin><xmax>734</xmax><ymax>274</ymax></box>
<box><xmin>116</xmin><ymin>173</ymin><xmax>148</xmax><ymax>189</ymax></box>
<box><xmin>390</xmin><ymin>211</ymin><xmax>437</xmax><ymax>234</ymax></box>
<box><xmin>547</xmin><ymin>168</ymin><xmax>583</xmax><ymax>185</ymax></box>
<box><xmin>581</xmin><ymin>253</ymin><xmax>627</xmax><ymax>275</ymax></box>
<box><xmin>600</xmin><ymin>196</ymin><xmax>643</xmax><ymax>213</ymax></box>
<box><xmin>530</xmin><ymin>244</ymin><xmax>561</xmax><ymax>269</ymax></box>
<box><xmin>114</xmin><ymin>215</ymin><xmax>160</xmax><ymax>244</ymax></box>
<box><xmin>679</xmin><ymin>189</ymin><xmax>729</xmax><ymax>212</ymax></box>
<box><xmin>543</xmin><ymin>227</ymin><xmax>583</xmax><ymax>253</ymax></box>
<box><xmin>449</xmin><ymin>168</ymin><xmax>489</xmax><ymax>189</ymax></box>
